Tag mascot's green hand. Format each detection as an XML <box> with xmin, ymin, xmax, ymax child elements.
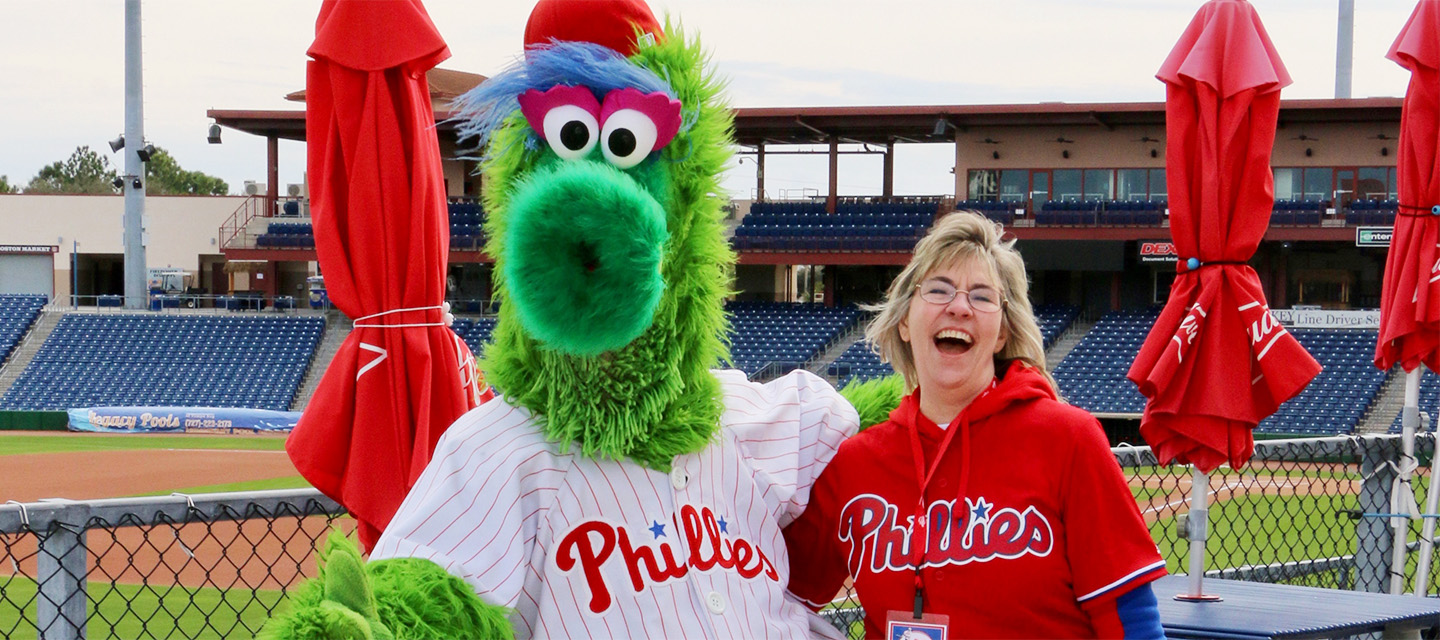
<box><xmin>839</xmin><ymin>374</ymin><xmax>905</xmax><ymax>431</ymax></box>
<box><xmin>260</xmin><ymin>531</ymin><xmax>395</xmax><ymax>640</ymax></box>
<box><xmin>319</xmin><ymin>532</ymin><xmax>394</xmax><ymax>639</ymax></box>
<box><xmin>261</xmin><ymin>529</ymin><xmax>515</xmax><ymax>640</ymax></box>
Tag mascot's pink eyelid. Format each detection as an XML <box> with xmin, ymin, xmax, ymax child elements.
<box><xmin>600</xmin><ymin>87</ymin><xmax>683</xmax><ymax>149</ymax></box>
<box><xmin>519</xmin><ymin>85</ymin><xmax>683</xmax><ymax>150</ymax></box>
<box><xmin>518</xmin><ymin>85</ymin><xmax>602</xmax><ymax>138</ymax></box>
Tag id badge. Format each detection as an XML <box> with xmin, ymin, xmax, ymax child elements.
<box><xmin>884</xmin><ymin>610</ymin><xmax>949</xmax><ymax>640</ymax></box>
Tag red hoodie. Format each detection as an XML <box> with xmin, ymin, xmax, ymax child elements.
<box><xmin>785</xmin><ymin>361</ymin><xmax>1165</xmax><ymax>638</ymax></box>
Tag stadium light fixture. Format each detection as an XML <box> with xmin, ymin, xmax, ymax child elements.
<box><xmin>132</xmin><ymin>178</ymin><xmax>142</xmax><ymax>190</ymax></box>
<box><xmin>137</xmin><ymin>144</ymin><xmax>156</xmax><ymax>163</ymax></box>
<box><xmin>108</xmin><ymin>135</ymin><xmax>125</xmax><ymax>153</ymax></box>
<box><xmin>111</xmin><ymin>176</ymin><xmax>125</xmax><ymax>190</ymax></box>
<box><xmin>931</xmin><ymin>118</ymin><xmax>954</xmax><ymax>137</ymax></box>
<box><xmin>207</xmin><ymin>122</ymin><xmax>222</xmax><ymax>144</ymax></box>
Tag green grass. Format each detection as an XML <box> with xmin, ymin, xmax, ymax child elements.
<box><xmin>1151</xmin><ymin>492</ymin><xmax>1358</xmax><ymax>574</ymax></box>
<box><xmin>0</xmin><ymin>575</ymin><xmax>289</xmax><ymax>640</ymax></box>
<box><xmin>0</xmin><ymin>433</ymin><xmax>288</xmax><ymax>456</ymax></box>
<box><xmin>134</xmin><ymin>475</ymin><xmax>312</xmax><ymax>497</ymax></box>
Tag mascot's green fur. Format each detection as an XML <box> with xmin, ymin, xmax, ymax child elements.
<box><xmin>264</xmin><ymin>22</ymin><xmax>737</xmax><ymax>640</ymax></box>
<box><xmin>482</xmin><ymin>22</ymin><xmax>735</xmax><ymax>470</ymax></box>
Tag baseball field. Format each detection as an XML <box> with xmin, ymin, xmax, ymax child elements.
<box><xmin>0</xmin><ymin>431</ymin><xmax>334</xmax><ymax>639</ymax></box>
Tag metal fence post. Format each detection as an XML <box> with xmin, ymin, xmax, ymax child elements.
<box><xmin>36</xmin><ymin>521</ymin><xmax>87</xmax><ymax>640</ymax></box>
<box><xmin>1357</xmin><ymin>435</ymin><xmax>1397</xmax><ymax>594</ymax></box>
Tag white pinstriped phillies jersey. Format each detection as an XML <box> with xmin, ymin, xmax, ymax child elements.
<box><xmin>372</xmin><ymin>369</ymin><xmax>859</xmax><ymax>639</ymax></box>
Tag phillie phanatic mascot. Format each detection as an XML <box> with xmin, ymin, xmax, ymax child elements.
<box><xmin>264</xmin><ymin>0</ymin><xmax>859</xmax><ymax>637</ymax></box>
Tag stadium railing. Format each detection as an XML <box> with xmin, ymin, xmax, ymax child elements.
<box><xmin>0</xmin><ymin>435</ymin><xmax>1430</xmax><ymax>639</ymax></box>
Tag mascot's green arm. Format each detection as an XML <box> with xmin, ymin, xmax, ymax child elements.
<box><xmin>838</xmin><ymin>374</ymin><xmax>905</xmax><ymax>431</ymax></box>
<box><xmin>259</xmin><ymin>532</ymin><xmax>514</xmax><ymax>640</ymax></box>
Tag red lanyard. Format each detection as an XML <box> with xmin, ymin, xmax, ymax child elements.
<box><xmin>904</xmin><ymin>408</ymin><xmax>972</xmax><ymax>617</ymax></box>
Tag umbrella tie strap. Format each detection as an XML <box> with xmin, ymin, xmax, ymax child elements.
<box><xmin>1395</xmin><ymin>204</ymin><xmax>1440</xmax><ymax>217</ymax></box>
<box><xmin>1389</xmin><ymin>456</ymin><xmax>1423</xmax><ymax>527</ymax></box>
<box><xmin>1177</xmin><ymin>259</ymin><xmax>1247</xmax><ymax>274</ymax></box>
<box><xmin>353</xmin><ymin>304</ymin><xmax>452</xmax><ymax>329</ymax></box>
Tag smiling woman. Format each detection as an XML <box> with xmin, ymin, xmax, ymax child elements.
<box><xmin>783</xmin><ymin>211</ymin><xmax>1169</xmax><ymax>639</ymax></box>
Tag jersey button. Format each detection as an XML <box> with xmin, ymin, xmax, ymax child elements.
<box><xmin>671</xmin><ymin>467</ymin><xmax>689</xmax><ymax>490</ymax></box>
<box><xmin>705</xmin><ymin>591</ymin><xmax>725</xmax><ymax>614</ymax></box>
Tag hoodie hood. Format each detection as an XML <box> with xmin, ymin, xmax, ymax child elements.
<box><xmin>889</xmin><ymin>359</ymin><xmax>1057</xmax><ymax>434</ymax></box>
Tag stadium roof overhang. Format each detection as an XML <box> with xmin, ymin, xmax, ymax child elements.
<box><xmin>208</xmin><ymin>97</ymin><xmax>1402</xmax><ymax>147</ymax></box>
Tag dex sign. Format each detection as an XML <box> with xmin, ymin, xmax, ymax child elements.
<box><xmin>1139</xmin><ymin>241</ymin><xmax>1178</xmax><ymax>263</ymax></box>
<box><xmin>1356</xmin><ymin>227</ymin><xmax>1393</xmax><ymax>247</ymax></box>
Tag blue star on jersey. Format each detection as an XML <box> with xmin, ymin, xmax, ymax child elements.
<box><xmin>718</xmin><ymin>516</ymin><xmax>729</xmax><ymax>533</ymax></box>
<box><xmin>649</xmin><ymin>520</ymin><xmax>666</xmax><ymax>539</ymax></box>
<box><xmin>970</xmin><ymin>497</ymin><xmax>992</xmax><ymax>523</ymax></box>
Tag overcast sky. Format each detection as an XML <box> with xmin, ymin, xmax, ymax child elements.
<box><xmin>0</xmin><ymin>0</ymin><xmax>1421</xmax><ymax>200</ymax></box>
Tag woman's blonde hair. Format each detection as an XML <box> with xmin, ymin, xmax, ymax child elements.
<box><xmin>864</xmin><ymin>210</ymin><xmax>1056</xmax><ymax>394</ymax></box>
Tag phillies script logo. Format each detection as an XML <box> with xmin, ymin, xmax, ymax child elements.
<box><xmin>838</xmin><ymin>494</ymin><xmax>1052</xmax><ymax>574</ymax></box>
<box><xmin>555</xmin><ymin>504</ymin><xmax>779</xmax><ymax>614</ymax></box>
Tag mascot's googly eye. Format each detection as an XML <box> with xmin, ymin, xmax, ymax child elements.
<box><xmin>600</xmin><ymin>109</ymin><xmax>659</xmax><ymax>169</ymax></box>
<box><xmin>542</xmin><ymin>105</ymin><xmax>600</xmax><ymax>160</ymax></box>
<box><xmin>518</xmin><ymin>85</ymin><xmax>604</xmax><ymax>161</ymax></box>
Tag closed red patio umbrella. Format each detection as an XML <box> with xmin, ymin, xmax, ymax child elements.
<box><xmin>1379</xmin><ymin>0</ymin><xmax>1440</xmax><ymax>595</ymax></box>
<box><xmin>285</xmin><ymin>0</ymin><xmax>482</xmax><ymax>552</ymax></box>
<box><xmin>1377</xmin><ymin>0</ymin><xmax>1440</xmax><ymax>376</ymax></box>
<box><xmin>1128</xmin><ymin>0</ymin><xmax>1320</xmax><ymax>477</ymax></box>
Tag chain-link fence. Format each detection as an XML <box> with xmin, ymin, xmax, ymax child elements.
<box><xmin>1</xmin><ymin>436</ymin><xmax>1433</xmax><ymax>639</ymax></box>
<box><xmin>0</xmin><ymin>489</ymin><xmax>344</xmax><ymax>639</ymax></box>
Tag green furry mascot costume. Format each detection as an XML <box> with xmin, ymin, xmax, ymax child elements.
<box><xmin>263</xmin><ymin>1</ymin><xmax>859</xmax><ymax>637</ymax></box>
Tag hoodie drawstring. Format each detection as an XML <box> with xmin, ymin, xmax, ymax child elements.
<box><xmin>906</xmin><ymin>410</ymin><xmax>973</xmax><ymax>618</ymax></box>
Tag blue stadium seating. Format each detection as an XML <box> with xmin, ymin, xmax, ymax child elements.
<box><xmin>726</xmin><ymin>302</ymin><xmax>860</xmax><ymax>376</ymax></box>
<box><xmin>253</xmin><ymin>201</ymin><xmax>490</xmax><ymax>250</ymax></box>
<box><xmin>0</xmin><ymin>314</ymin><xmax>324</xmax><ymax>411</ymax></box>
<box><xmin>1053</xmin><ymin>308</ymin><xmax>1159</xmax><ymax>414</ymax></box>
<box><xmin>451</xmin><ymin>316</ymin><xmax>498</xmax><ymax>357</ymax></box>
<box><xmin>1258</xmin><ymin>328</ymin><xmax>1386</xmax><ymax>435</ymax></box>
<box><xmin>1388</xmin><ymin>369</ymin><xmax>1439</xmax><ymax>434</ymax></box>
<box><xmin>1034</xmin><ymin>200</ymin><xmax>1165</xmax><ymax>227</ymax></box>
<box><xmin>730</xmin><ymin>199</ymin><xmax>939</xmax><ymax>252</ymax></box>
<box><xmin>1035</xmin><ymin>304</ymin><xmax>1079</xmax><ymax>351</ymax></box>
<box><xmin>448</xmin><ymin>200</ymin><xmax>487</xmax><ymax>250</ymax></box>
<box><xmin>255</xmin><ymin>222</ymin><xmax>314</xmax><ymax>248</ymax></box>
<box><xmin>954</xmin><ymin>200</ymin><xmax>1020</xmax><ymax>226</ymax></box>
<box><xmin>1345</xmin><ymin>199</ymin><xmax>1400</xmax><ymax>227</ymax></box>
<box><xmin>1270</xmin><ymin>199</ymin><xmax>1327</xmax><ymax>226</ymax></box>
<box><xmin>0</xmin><ymin>295</ymin><xmax>47</xmax><ymax>366</ymax></box>
<box><xmin>1054</xmin><ymin>310</ymin><xmax>1386</xmax><ymax>433</ymax></box>
<box><xmin>829</xmin><ymin>341</ymin><xmax>892</xmax><ymax>389</ymax></box>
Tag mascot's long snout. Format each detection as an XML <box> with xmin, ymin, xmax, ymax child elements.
<box><xmin>502</xmin><ymin>159</ymin><xmax>669</xmax><ymax>356</ymax></box>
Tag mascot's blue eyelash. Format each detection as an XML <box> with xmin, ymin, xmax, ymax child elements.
<box><xmin>451</xmin><ymin>40</ymin><xmax>679</xmax><ymax>159</ymax></box>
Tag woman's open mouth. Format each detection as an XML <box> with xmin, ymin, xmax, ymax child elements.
<box><xmin>934</xmin><ymin>329</ymin><xmax>974</xmax><ymax>355</ymax></box>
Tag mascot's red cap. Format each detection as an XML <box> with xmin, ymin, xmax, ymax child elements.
<box><xmin>524</xmin><ymin>0</ymin><xmax>663</xmax><ymax>57</ymax></box>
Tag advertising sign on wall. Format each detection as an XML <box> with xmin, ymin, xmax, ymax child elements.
<box><xmin>67</xmin><ymin>407</ymin><xmax>301</xmax><ymax>434</ymax></box>
<box><xmin>1269</xmin><ymin>308</ymin><xmax>1380</xmax><ymax>329</ymax></box>
<box><xmin>1139</xmin><ymin>241</ymin><xmax>1178</xmax><ymax>263</ymax></box>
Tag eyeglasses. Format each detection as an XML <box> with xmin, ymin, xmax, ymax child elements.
<box><xmin>914</xmin><ymin>279</ymin><xmax>1005</xmax><ymax>313</ymax></box>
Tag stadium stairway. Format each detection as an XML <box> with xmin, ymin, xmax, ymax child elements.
<box><xmin>0</xmin><ymin>308</ymin><xmax>63</xmax><ymax>399</ymax></box>
<box><xmin>1355</xmin><ymin>367</ymin><xmax>1409</xmax><ymax>434</ymax></box>
<box><xmin>291</xmin><ymin>312</ymin><xmax>351</xmax><ymax>411</ymax></box>
<box><xmin>805</xmin><ymin>320</ymin><xmax>869</xmax><ymax>383</ymax></box>
<box><xmin>1045</xmin><ymin>316</ymin><xmax>1096</xmax><ymax>371</ymax></box>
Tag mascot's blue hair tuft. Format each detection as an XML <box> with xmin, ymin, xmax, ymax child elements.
<box><xmin>451</xmin><ymin>40</ymin><xmax>675</xmax><ymax>158</ymax></box>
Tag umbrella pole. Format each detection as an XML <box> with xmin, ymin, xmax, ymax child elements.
<box><xmin>1408</xmin><ymin>371</ymin><xmax>1439</xmax><ymax>597</ymax></box>
<box><xmin>1178</xmin><ymin>466</ymin><xmax>1220</xmax><ymax>601</ymax></box>
<box><xmin>1391</xmin><ymin>369</ymin><xmax>1422</xmax><ymax>595</ymax></box>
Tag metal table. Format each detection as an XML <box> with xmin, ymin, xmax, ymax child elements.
<box><xmin>1157</xmin><ymin>575</ymin><xmax>1440</xmax><ymax>639</ymax></box>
